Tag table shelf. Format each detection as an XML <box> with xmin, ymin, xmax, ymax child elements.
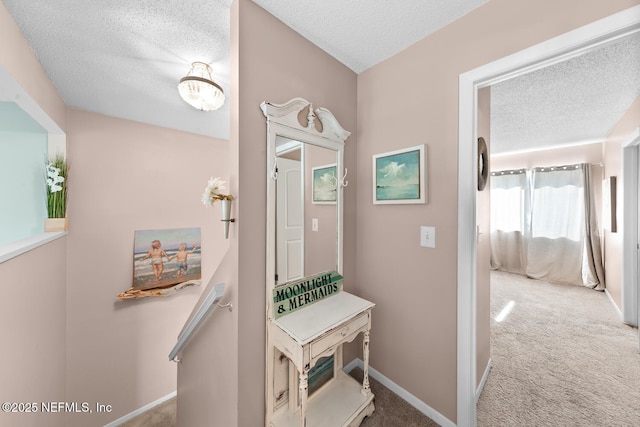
<box><xmin>271</xmin><ymin>371</ymin><xmax>374</xmax><ymax>427</ymax></box>
<box><xmin>268</xmin><ymin>291</ymin><xmax>375</xmax><ymax>427</ymax></box>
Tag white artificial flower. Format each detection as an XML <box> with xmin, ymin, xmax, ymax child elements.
<box><xmin>46</xmin><ymin>168</ymin><xmax>65</xmax><ymax>193</ymax></box>
<box><xmin>202</xmin><ymin>177</ymin><xmax>230</xmax><ymax>206</ymax></box>
<box><xmin>46</xmin><ymin>164</ymin><xmax>60</xmax><ymax>177</ymax></box>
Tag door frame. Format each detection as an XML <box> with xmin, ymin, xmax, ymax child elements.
<box><xmin>457</xmin><ymin>6</ymin><xmax>640</xmax><ymax>426</ymax></box>
<box><xmin>622</xmin><ymin>128</ymin><xmax>640</xmax><ymax>327</ymax></box>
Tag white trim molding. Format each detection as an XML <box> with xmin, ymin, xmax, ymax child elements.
<box><xmin>476</xmin><ymin>359</ymin><xmax>492</xmax><ymax>403</ymax></box>
<box><xmin>605</xmin><ymin>289</ymin><xmax>624</xmax><ymax>320</ymax></box>
<box><xmin>344</xmin><ymin>359</ymin><xmax>456</xmax><ymax>427</ymax></box>
<box><xmin>458</xmin><ymin>6</ymin><xmax>640</xmax><ymax>427</ymax></box>
<box><xmin>622</xmin><ymin>128</ymin><xmax>640</xmax><ymax>326</ymax></box>
<box><xmin>103</xmin><ymin>391</ymin><xmax>176</xmax><ymax>427</ymax></box>
<box><xmin>0</xmin><ymin>232</ymin><xmax>66</xmax><ymax>264</ymax></box>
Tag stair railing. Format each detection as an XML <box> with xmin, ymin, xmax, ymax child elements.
<box><xmin>169</xmin><ymin>281</ymin><xmax>231</xmax><ymax>362</ymax></box>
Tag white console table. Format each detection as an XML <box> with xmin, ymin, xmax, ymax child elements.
<box><xmin>269</xmin><ymin>291</ymin><xmax>375</xmax><ymax>427</ymax></box>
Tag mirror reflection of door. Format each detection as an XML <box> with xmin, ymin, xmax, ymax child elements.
<box><xmin>276</xmin><ymin>140</ymin><xmax>304</xmax><ymax>284</ymax></box>
<box><xmin>277</xmin><ymin>156</ymin><xmax>303</xmax><ymax>281</ymax></box>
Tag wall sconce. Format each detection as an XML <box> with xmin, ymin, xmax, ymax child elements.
<box><xmin>178</xmin><ymin>62</ymin><xmax>225</xmax><ymax>111</ymax></box>
<box><xmin>202</xmin><ymin>177</ymin><xmax>234</xmax><ymax>239</ymax></box>
<box><xmin>220</xmin><ymin>199</ymin><xmax>235</xmax><ymax>239</ymax></box>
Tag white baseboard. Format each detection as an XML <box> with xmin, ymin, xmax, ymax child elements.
<box><xmin>605</xmin><ymin>289</ymin><xmax>623</xmax><ymax>320</ymax></box>
<box><xmin>476</xmin><ymin>358</ymin><xmax>492</xmax><ymax>402</ymax></box>
<box><xmin>103</xmin><ymin>391</ymin><xmax>176</xmax><ymax>427</ymax></box>
<box><xmin>344</xmin><ymin>358</ymin><xmax>456</xmax><ymax>427</ymax></box>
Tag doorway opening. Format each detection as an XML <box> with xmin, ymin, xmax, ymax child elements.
<box><xmin>622</xmin><ymin>129</ymin><xmax>640</xmax><ymax>329</ymax></box>
<box><xmin>457</xmin><ymin>6</ymin><xmax>640</xmax><ymax>426</ymax></box>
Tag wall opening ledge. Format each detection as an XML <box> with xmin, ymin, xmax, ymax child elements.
<box><xmin>0</xmin><ymin>231</ymin><xmax>66</xmax><ymax>264</ymax></box>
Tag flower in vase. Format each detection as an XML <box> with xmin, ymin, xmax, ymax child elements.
<box><xmin>46</xmin><ymin>154</ymin><xmax>68</xmax><ymax>218</ymax></box>
<box><xmin>47</xmin><ymin>164</ymin><xmax>65</xmax><ymax>192</ymax></box>
<box><xmin>201</xmin><ymin>177</ymin><xmax>234</xmax><ymax>206</ymax></box>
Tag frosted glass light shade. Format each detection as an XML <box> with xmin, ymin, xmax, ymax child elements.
<box><xmin>178</xmin><ymin>62</ymin><xmax>225</xmax><ymax>111</ymax></box>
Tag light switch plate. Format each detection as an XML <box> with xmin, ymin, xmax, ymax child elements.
<box><xmin>312</xmin><ymin>218</ymin><xmax>319</xmax><ymax>232</ymax></box>
<box><xmin>420</xmin><ymin>226</ymin><xmax>435</xmax><ymax>248</ymax></box>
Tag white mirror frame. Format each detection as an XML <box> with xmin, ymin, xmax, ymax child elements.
<box><xmin>261</xmin><ymin>97</ymin><xmax>350</xmax><ymax>321</ymax></box>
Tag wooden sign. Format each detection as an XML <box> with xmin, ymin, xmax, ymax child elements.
<box><xmin>273</xmin><ymin>271</ymin><xmax>343</xmax><ymax>318</ymax></box>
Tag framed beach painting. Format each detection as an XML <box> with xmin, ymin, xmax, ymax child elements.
<box><xmin>312</xmin><ymin>163</ymin><xmax>337</xmax><ymax>204</ymax></box>
<box><xmin>373</xmin><ymin>144</ymin><xmax>426</xmax><ymax>204</ymax></box>
<box><xmin>132</xmin><ymin>227</ymin><xmax>202</xmax><ymax>290</ymax></box>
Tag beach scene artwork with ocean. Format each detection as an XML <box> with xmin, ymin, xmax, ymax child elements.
<box><xmin>133</xmin><ymin>227</ymin><xmax>201</xmax><ymax>290</ymax></box>
<box><xmin>312</xmin><ymin>164</ymin><xmax>337</xmax><ymax>203</ymax></box>
<box><xmin>375</xmin><ymin>148</ymin><xmax>421</xmax><ymax>201</ymax></box>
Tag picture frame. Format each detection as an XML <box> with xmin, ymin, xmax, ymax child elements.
<box><xmin>133</xmin><ymin>227</ymin><xmax>202</xmax><ymax>290</ymax></box>
<box><xmin>373</xmin><ymin>144</ymin><xmax>426</xmax><ymax>204</ymax></box>
<box><xmin>312</xmin><ymin>163</ymin><xmax>337</xmax><ymax>204</ymax></box>
<box><xmin>603</xmin><ymin>176</ymin><xmax>617</xmax><ymax>233</ymax></box>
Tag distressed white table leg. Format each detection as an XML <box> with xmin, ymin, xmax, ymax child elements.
<box><xmin>299</xmin><ymin>369</ymin><xmax>309</xmax><ymax>427</ymax></box>
<box><xmin>362</xmin><ymin>331</ymin><xmax>371</xmax><ymax>394</ymax></box>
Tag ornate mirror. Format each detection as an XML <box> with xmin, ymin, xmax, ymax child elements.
<box><xmin>262</xmin><ymin>99</ymin><xmax>374</xmax><ymax>427</ymax></box>
<box><xmin>261</xmin><ymin>98</ymin><xmax>349</xmax><ymax>314</ymax></box>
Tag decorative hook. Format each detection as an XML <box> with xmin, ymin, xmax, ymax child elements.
<box><xmin>271</xmin><ymin>156</ymin><xmax>278</xmax><ymax>180</ymax></box>
<box><xmin>341</xmin><ymin>168</ymin><xmax>349</xmax><ymax>188</ymax></box>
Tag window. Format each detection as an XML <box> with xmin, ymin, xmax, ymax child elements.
<box><xmin>490</xmin><ymin>169</ymin><xmax>528</xmax><ymax>233</ymax></box>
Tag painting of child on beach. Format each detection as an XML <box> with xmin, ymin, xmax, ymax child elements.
<box><xmin>133</xmin><ymin>227</ymin><xmax>201</xmax><ymax>290</ymax></box>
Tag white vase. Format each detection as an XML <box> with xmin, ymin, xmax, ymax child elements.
<box><xmin>221</xmin><ymin>199</ymin><xmax>233</xmax><ymax>239</ymax></box>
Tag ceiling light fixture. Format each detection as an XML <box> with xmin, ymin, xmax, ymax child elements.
<box><xmin>178</xmin><ymin>62</ymin><xmax>225</xmax><ymax>111</ymax></box>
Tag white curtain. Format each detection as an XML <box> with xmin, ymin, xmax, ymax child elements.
<box><xmin>490</xmin><ymin>163</ymin><xmax>605</xmax><ymax>289</ymax></box>
<box><xmin>490</xmin><ymin>169</ymin><xmax>529</xmax><ymax>274</ymax></box>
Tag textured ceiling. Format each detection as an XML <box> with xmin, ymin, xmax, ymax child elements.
<box><xmin>2</xmin><ymin>0</ymin><xmax>232</xmax><ymax>140</ymax></box>
<box><xmin>2</xmin><ymin>0</ymin><xmax>638</xmax><ymax>153</ymax></box>
<box><xmin>491</xmin><ymin>31</ymin><xmax>640</xmax><ymax>154</ymax></box>
<box><xmin>251</xmin><ymin>0</ymin><xmax>488</xmax><ymax>74</ymax></box>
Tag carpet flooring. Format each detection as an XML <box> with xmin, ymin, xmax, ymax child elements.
<box><xmin>478</xmin><ymin>270</ymin><xmax>640</xmax><ymax>426</ymax></box>
<box><xmin>120</xmin><ymin>369</ymin><xmax>438</xmax><ymax>427</ymax></box>
<box><xmin>350</xmin><ymin>368</ymin><xmax>439</xmax><ymax>427</ymax></box>
<box><xmin>119</xmin><ymin>397</ymin><xmax>176</xmax><ymax>427</ymax></box>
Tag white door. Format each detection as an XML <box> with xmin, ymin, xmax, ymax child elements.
<box><xmin>276</xmin><ymin>157</ymin><xmax>304</xmax><ymax>284</ymax></box>
<box><xmin>637</xmin><ymin>147</ymin><xmax>640</xmax><ymax>350</ymax></box>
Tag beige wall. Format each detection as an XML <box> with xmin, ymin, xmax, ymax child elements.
<box><xmin>356</xmin><ymin>0</ymin><xmax>637</xmax><ymax>421</ymax></box>
<box><xmin>0</xmin><ymin>239</ymin><xmax>67</xmax><ymax>427</ymax></box>
<box><xmin>476</xmin><ymin>87</ymin><xmax>491</xmax><ymax>389</ymax></box>
<box><xmin>177</xmin><ymin>251</ymin><xmax>238</xmax><ymax>427</ymax></box>
<box><xmin>65</xmin><ymin>109</ymin><xmax>229</xmax><ymax>426</ymax></box>
<box><xmin>602</xmin><ymin>94</ymin><xmax>640</xmax><ymax>309</ymax></box>
<box><xmin>0</xmin><ymin>4</ymin><xmax>68</xmax><ymax>427</ymax></box>
<box><xmin>177</xmin><ymin>1</ymin><xmax>358</xmax><ymax>425</ymax></box>
<box><xmin>236</xmin><ymin>1</ymin><xmax>358</xmax><ymax>423</ymax></box>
